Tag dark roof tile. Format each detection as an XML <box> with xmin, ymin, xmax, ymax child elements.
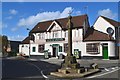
<box><xmin>101</xmin><ymin>16</ymin><xmax>120</xmax><ymax>27</ymax></box>
<box><xmin>21</xmin><ymin>37</ymin><xmax>29</xmax><ymax>44</ymax></box>
<box><xmin>30</xmin><ymin>14</ymin><xmax>87</xmax><ymax>33</ymax></box>
<box><xmin>84</xmin><ymin>28</ymin><xmax>114</xmax><ymax>41</ymax></box>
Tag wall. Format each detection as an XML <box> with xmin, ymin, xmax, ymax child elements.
<box><xmin>81</xmin><ymin>41</ymin><xmax>115</xmax><ymax>58</ymax></box>
<box><xmin>30</xmin><ymin>44</ymin><xmax>44</xmax><ymax>55</ymax></box>
<box><xmin>32</xmin><ymin>20</ymin><xmax>83</xmax><ymax>45</ymax></box>
<box><xmin>19</xmin><ymin>44</ymin><xmax>29</xmax><ymax>56</ymax></box>
<box><xmin>94</xmin><ymin>17</ymin><xmax>115</xmax><ymax>39</ymax></box>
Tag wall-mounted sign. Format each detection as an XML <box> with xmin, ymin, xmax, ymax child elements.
<box><xmin>46</xmin><ymin>38</ymin><xmax>65</xmax><ymax>42</ymax></box>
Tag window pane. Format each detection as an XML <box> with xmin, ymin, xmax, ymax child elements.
<box><xmin>86</xmin><ymin>43</ymin><xmax>99</xmax><ymax>54</ymax></box>
<box><xmin>64</xmin><ymin>43</ymin><xmax>68</xmax><ymax>53</ymax></box>
<box><xmin>32</xmin><ymin>47</ymin><xmax>36</xmax><ymax>52</ymax></box>
<box><xmin>38</xmin><ymin>45</ymin><xmax>44</xmax><ymax>53</ymax></box>
<box><xmin>59</xmin><ymin>46</ymin><xmax>62</xmax><ymax>52</ymax></box>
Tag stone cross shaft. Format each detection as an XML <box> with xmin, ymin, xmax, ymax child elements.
<box><xmin>67</xmin><ymin>16</ymin><xmax>73</xmax><ymax>56</ymax></box>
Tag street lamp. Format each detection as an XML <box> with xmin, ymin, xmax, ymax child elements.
<box><xmin>26</xmin><ymin>28</ymin><xmax>31</xmax><ymax>58</ymax></box>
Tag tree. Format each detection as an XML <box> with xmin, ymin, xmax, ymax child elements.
<box><xmin>2</xmin><ymin>35</ymin><xmax>9</xmax><ymax>57</ymax></box>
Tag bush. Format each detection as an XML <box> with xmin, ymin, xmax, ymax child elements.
<box><xmin>8</xmin><ymin>52</ymin><xmax>17</xmax><ymax>57</ymax></box>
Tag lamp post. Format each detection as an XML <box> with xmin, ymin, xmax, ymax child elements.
<box><xmin>27</xmin><ymin>28</ymin><xmax>31</xmax><ymax>58</ymax></box>
<box><xmin>118</xmin><ymin>26</ymin><xmax>120</xmax><ymax>60</ymax></box>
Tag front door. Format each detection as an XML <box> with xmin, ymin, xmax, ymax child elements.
<box><xmin>103</xmin><ymin>44</ymin><xmax>109</xmax><ymax>59</ymax></box>
<box><xmin>53</xmin><ymin>47</ymin><xmax>56</xmax><ymax>57</ymax></box>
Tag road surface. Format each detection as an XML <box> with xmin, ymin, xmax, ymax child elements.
<box><xmin>1</xmin><ymin>58</ymin><xmax>120</xmax><ymax>80</ymax></box>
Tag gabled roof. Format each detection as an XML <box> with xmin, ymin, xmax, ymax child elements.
<box><xmin>30</xmin><ymin>14</ymin><xmax>88</xmax><ymax>33</ymax></box>
<box><xmin>84</xmin><ymin>27</ymin><xmax>114</xmax><ymax>41</ymax></box>
<box><xmin>21</xmin><ymin>37</ymin><xmax>29</xmax><ymax>44</ymax></box>
<box><xmin>101</xmin><ymin>16</ymin><xmax>120</xmax><ymax>27</ymax></box>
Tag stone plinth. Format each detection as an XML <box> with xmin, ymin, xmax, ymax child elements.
<box><xmin>50</xmin><ymin>68</ymin><xmax>101</xmax><ymax>78</ymax></box>
<box><xmin>61</xmin><ymin>56</ymin><xmax>80</xmax><ymax>69</ymax></box>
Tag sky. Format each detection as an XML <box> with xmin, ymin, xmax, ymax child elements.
<box><xmin>1</xmin><ymin>2</ymin><xmax>119</xmax><ymax>41</ymax></box>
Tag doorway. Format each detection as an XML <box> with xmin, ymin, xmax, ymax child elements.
<box><xmin>53</xmin><ymin>47</ymin><xmax>56</xmax><ymax>57</ymax></box>
<box><xmin>102</xmin><ymin>43</ymin><xmax>109</xmax><ymax>59</ymax></box>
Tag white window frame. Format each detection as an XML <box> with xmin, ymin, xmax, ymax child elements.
<box><xmin>86</xmin><ymin>43</ymin><xmax>100</xmax><ymax>54</ymax></box>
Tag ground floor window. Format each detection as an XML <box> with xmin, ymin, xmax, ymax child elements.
<box><xmin>38</xmin><ymin>45</ymin><xmax>44</xmax><ymax>53</ymax></box>
<box><xmin>32</xmin><ymin>47</ymin><xmax>36</xmax><ymax>52</ymax></box>
<box><xmin>59</xmin><ymin>46</ymin><xmax>62</xmax><ymax>52</ymax></box>
<box><xmin>86</xmin><ymin>43</ymin><xmax>99</xmax><ymax>54</ymax></box>
<box><xmin>64</xmin><ymin>43</ymin><xmax>68</xmax><ymax>53</ymax></box>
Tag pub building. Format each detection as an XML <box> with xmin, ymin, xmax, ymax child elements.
<box><xmin>19</xmin><ymin>14</ymin><xmax>120</xmax><ymax>59</ymax></box>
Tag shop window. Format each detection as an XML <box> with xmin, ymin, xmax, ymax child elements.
<box><xmin>38</xmin><ymin>45</ymin><xmax>44</xmax><ymax>53</ymax></box>
<box><xmin>86</xmin><ymin>43</ymin><xmax>99</xmax><ymax>54</ymax></box>
<box><xmin>32</xmin><ymin>47</ymin><xmax>36</xmax><ymax>52</ymax></box>
<box><xmin>59</xmin><ymin>46</ymin><xmax>62</xmax><ymax>52</ymax></box>
<box><xmin>64</xmin><ymin>43</ymin><xmax>68</xmax><ymax>53</ymax></box>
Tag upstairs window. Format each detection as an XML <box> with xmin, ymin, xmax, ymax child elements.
<box><xmin>38</xmin><ymin>33</ymin><xmax>44</xmax><ymax>39</ymax></box>
<box><xmin>65</xmin><ymin>31</ymin><xmax>68</xmax><ymax>38</ymax></box>
<box><xmin>53</xmin><ymin>31</ymin><xmax>58</xmax><ymax>38</ymax></box>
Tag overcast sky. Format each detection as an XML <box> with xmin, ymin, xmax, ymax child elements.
<box><xmin>1</xmin><ymin>2</ymin><xmax>119</xmax><ymax>41</ymax></box>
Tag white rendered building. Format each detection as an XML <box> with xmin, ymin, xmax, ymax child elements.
<box><xmin>19</xmin><ymin>15</ymin><xmax>119</xmax><ymax>59</ymax></box>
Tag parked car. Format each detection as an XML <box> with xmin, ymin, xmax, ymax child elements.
<box><xmin>58</xmin><ymin>52</ymin><xmax>67</xmax><ymax>59</ymax></box>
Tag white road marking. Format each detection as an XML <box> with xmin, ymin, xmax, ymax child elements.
<box><xmin>111</xmin><ymin>67</ymin><xmax>115</xmax><ymax>70</ymax></box>
<box><xmin>41</xmin><ymin>71</ymin><xmax>48</xmax><ymax>79</ymax></box>
<box><xmin>25</xmin><ymin>61</ymin><xmax>48</xmax><ymax>78</ymax></box>
<box><xmin>87</xmin><ymin>67</ymin><xmax>120</xmax><ymax>78</ymax></box>
<box><xmin>104</xmin><ymin>68</ymin><xmax>109</xmax><ymax>71</ymax></box>
<box><xmin>115</xmin><ymin>66</ymin><xmax>118</xmax><ymax>69</ymax></box>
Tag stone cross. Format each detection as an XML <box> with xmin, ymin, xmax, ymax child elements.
<box><xmin>67</xmin><ymin>11</ymin><xmax>73</xmax><ymax>56</ymax></box>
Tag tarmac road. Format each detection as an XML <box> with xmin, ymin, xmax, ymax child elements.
<box><xmin>2</xmin><ymin>58</ymin><xmax>56</xmax><ymax>79</ymax></box>
<box><xmin>1</xmin><ymin>58</ymin><xmax>120</xmax><ymax>80</ymax></box>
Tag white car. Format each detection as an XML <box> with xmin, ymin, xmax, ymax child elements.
<box><xmin>58</xmin><ymin>52</ymin><xmax>67</xmax><ymax>59</ymax></box>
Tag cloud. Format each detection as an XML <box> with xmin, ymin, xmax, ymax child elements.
<box><xmin>6</xmin><ymin>16</ymin><xmax>13</xmax><ymax>19</ymax></box>
<box><xmin>9</xmin><ymin>9</ymin><xmax>18</xmax><ymax>15</ymax></box>
<box><xmin>59</xmin><ymin>7</ymin><xmax>74</xmax><ymax>18</ymax></box>
<box><xmin>75</xmin><ymin>11</ymin><xmax>81</xmax><ymax>15</ymax></box>
<box><xmin>0</xmin><ymin>22</ymin><xmax>8</xmax><ymax>29</ymax></box>
<box><xmin>98</xmin><ymin>8</ymin><xmax>117</xmax><ymax>19</ymax></box>
<box><xmin>8</xmin><ymin>35</ymin><xmax>26</xmax><ymax>41</ymax></box>
<box><xmin>17</xmin><ymin>7</ymin><xmax>80</xmax><ymax>28</ymax></box>
<box><xmin>11</xmin><ymin>27</ymin><xmax>17</xmax><ymax>32</ymax></box>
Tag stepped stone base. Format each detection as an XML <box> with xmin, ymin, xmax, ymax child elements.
<box><xmin>50</xmin><ymin>69</ymin><xmax>100</xmax><ymax>78</ymax></box>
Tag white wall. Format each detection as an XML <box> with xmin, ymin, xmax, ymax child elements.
<box><xmin>33</xmin><ymin>20</ymin><xmax>83</xmax><ymax>44</ymax></box>
<box><xmin>93</xmin><ymin>16</ymin><xmax>115</xmax><ymax>39</ymax></box>
<box><xmin>81</xmin><ymin>41</ymin><xmax>115</xmax><ymax>57</ymax></box>
<box><xmin>30</xmin><ymin>44</ymin><xmax>44</xmax><ymax>55</ymax></box>
<box><xmin>19</xmin><ymin>44</ymin><xmax>29</xmax><ymax>56</ymax></box>
<box><xmin>101</xmin><ymin>41</ymin><xmax>115</xmax><ymax>57</ymax></box>
<box><xmin>73</xmin><ymin>42</ymin><xmax>86</xmax><ymax>56</ymax></box>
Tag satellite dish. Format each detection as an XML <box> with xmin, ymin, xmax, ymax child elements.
<box><xmin>106</xmin><ymin>27</ymin><xmax>114</xmax><ymax>35</ymax></box>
